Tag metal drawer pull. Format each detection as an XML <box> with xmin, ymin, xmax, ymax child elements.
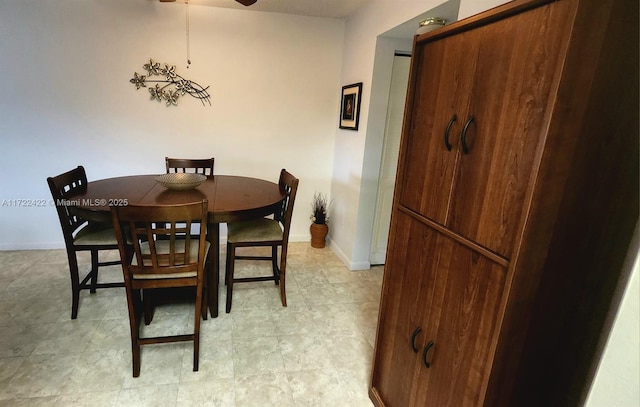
<box><xmin>444</xmin><ymin>114</ymin><xmax>456</xmax><ymax>151</ymax></box>
<box><xmin>411</xmin><ymin>327</ymin><xmax>422</xmax><ymax>353</ymax></box>
<box><xmin>461</xmin><ymin>115</ymin><xmax>475</xmax><ymax>154</ymax></box>
<box><xmin>423</xmin><ymin>340</ymin><xmax>435</xmax><ymax>368</ymax></box>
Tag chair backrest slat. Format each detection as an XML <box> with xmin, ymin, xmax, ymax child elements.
<box><xmin>277</xmin><ymin>169</ymin><xmax>299</xmax><ymax>247</ymax></box>
<box><xmin>111</xmin><ymin>201</ymin><xmax>208</xmax><ymax>281</ymax></box>
<box><xmin>165</xmin><ymin>157</ymin><xmax>214</xmax><ymax>177</ymax></box>
<box><xmin>47</xmin><ymin>166</ymin><xmax>91</xmax><ymax>244</ymax></box>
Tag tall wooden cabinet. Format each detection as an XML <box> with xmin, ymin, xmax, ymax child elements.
<box><xmin>369</xmin><ymin>0</ymin><xmax>639</xmax><ymax>406</ymax></box>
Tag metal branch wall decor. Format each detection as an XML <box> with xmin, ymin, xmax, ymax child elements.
<box><xmin>129</xmin><ymin>59</ymin><xmax>211</xmax><ymax>106</ymax></box>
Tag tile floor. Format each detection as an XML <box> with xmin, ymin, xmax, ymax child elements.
<box><xmin>0</xmin><ymin>243</ymin><xmax>383</xmax><ymax>406</ymax></box>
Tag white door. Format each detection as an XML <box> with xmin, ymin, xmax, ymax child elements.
<box><xmin>370</xmin><ymin>54</ymin><xmax>411</xmax><ymax>265</ymax></box>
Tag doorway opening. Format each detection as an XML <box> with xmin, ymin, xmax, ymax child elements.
<box><xmin>369</xmin><ymin>53</ymin><xmax>410</xmax><ymax>265</ymax></box>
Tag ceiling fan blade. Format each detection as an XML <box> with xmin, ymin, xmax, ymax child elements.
<box><xmin>158</xmin><ymin>0</ymin><xmax>256</xmax><ymax>5</ymax></box>
<box><xmin>158</xmin><ymin>0</ymin><xmax>257</xmax><ymax>5</ymax></box>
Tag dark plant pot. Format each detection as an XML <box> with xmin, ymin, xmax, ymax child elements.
<box><xmin>310</xmin><ymin>223</ymin><xmax>329</xmax><ymax>248</ymax></box>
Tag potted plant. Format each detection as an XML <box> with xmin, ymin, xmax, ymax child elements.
<box><xmin>310</xmin><ymin>192</ymin><xmax>329</xmax><ymax>248</ymax></box>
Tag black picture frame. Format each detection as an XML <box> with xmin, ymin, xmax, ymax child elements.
<box><xmin>339</xmin><ymin>82</ymin><xmax>363</xmax><ymax>130</ymax></box>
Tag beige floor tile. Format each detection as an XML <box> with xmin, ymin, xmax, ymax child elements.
<box><xmin>88</xmin><ymin>317</ymin><xmax>132</xmax><ymax>352</ymax></box>
<box><xmin>200</xmin><ymin>313</ymin><xmax>234</xmax><ymax>342</ymax></box>
<box><xmin>226</xmin><ymin>283</ymin><xmax>276</xmax><ymax>312</ymax></box>
<box><xmin>60</xmin><ymin>349</ymin><xmax>129</xmax><ymax>395</ymax></box>
<box><xmin>230</xmin><ymin>308</ymin><xmax>278</xmax><ymax>339</ymax></box>
<box><xmin>278</xmin><ymin>334</ymin><xmax>334</xmax><ymax>372</ymax></box>
<box><xmin>287</xmin><ymin>368</ymin><xmax>354</xmax><ymax>406</ymax></box>
<box><xmin>234</xmin><ymin>372</ymin><xmax>295</xmax><ymax>407</ymax></box>
<box><xmin>0</xmin><ymin>357</ymin><xmax>25</xmax><ymax>395</ymax></box>
<box><xmin>15</xmin><ymin>294</ymin><xmax>69</xmax><ymax>325</ymax></box>
<box><xmin>121</xmin><ymin>344</ymin><xmax>185</xmax><ymax>388</ymax></box>
<box><xmin>322</xmin><ymin>329</ymin><xmax>374</xmax><ymax>370</ymax></box>
<box><xmin>0</xmin><ymin>395</ymin><xmax>60</xmax><ymax>407</ymax></box>
<box><xmin>272</xmin><ymin>308</ymin><xmax>316</xmax><ymax>336</ymax></box>
<box><xmin>54</xmin><ymin>391</ymin><xmax>120</xmax><ymax>407</ymax></box>
<box><xmin>32</xmin><ymin>320</ymin><xmax>101</xmax><ymax>356</ymax></box>
<box><xmin>116</xmin><ymin>384</ymin><xmax>179</xmax><ymax>407</ymax></box>
<box><xmin>177</xmin><ymin>378</ymin><xmax>236</xmax><ymax>406</ymax></box>
<box><xmin>2</xmin><ymin>353</ymin><xmax>80</xmax><ymax>400</ymax></box>
<box><xmin>0</xmin><ymin>243</ymin><xmax>383</xmax><ymax>406</ymax></box>
<box><xmin>0</xmin><ymin>322</ymin><xmax>56</xmax><ymax>358</ymax></box>
<box><xmin>337</xmin><ymin>366</ymin><xmax>375</xmax><ymax>407</ymax></box>
<box><xmin>180</xmin><ymin>339</ymin><xmax>234</xmax><ymax>382</ymax></box>
<box><xmin>232</xmin><ymin>336</ymin><xmax>285</xmax><ymax>377</ymax></box>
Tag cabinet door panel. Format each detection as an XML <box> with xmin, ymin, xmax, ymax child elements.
<box><xmin>399</xmin><ymin>32</ymin><xmax>478</xmax><ymax>224</ymax></box>
<box><xmin>417</xmin><ymin>232</ymin><xmax>507</xmax><ymax>406</ymax></box>
<box><xmin>448</xmin><ymin>3</ymin><xmax>566</xmax><ymax>257</ymax></box>
<box><xmin>371</xmin><ymin>211</ymin><xmax>443</xmax><ymax>406</ymax></box>
<box><xmin>374</xmin><ymin>213</ymin><xmax>507</xmax><ymax>407</ymax></box>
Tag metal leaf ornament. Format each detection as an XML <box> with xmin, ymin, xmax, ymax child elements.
<box><xmin>129</xmin><ymin>59</ymin><xmax>211</xmax><ymax>106</ymax></box>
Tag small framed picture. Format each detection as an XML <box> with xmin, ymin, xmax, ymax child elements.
<box><xmin>339</xmin><ymin>82</ymin><xmax>363</xmax><ymax>130</ymax></box>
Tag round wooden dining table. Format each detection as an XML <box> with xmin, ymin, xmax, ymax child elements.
<box><xmin>68</xmin><ymin>174</ymin><xmax>285</xmax><ymax>318</ymax></box>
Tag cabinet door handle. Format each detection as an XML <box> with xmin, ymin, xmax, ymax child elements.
<box><xmin>460</xmin><ymin>115</ymin><xmax>475</xmax><ymax>154</ymax></box>
<box><xmin>444</xmin><ymin>114</ymin><xmax>456</xmax><ymax>151</ymax></box>
<box><xmin>423</xmin><ymin>340</ymin><xmax>435</xmax><ymax>368</ymax></box>
<box><xmin>410</xmin><ymin>327</ymin><xmax>422</xmax><ymax>353</ymax></box>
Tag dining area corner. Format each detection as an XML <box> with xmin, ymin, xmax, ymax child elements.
<box><xmin>0</xmin><ymin>155</ymin><xmax>384</xmax><ymax>405</ymax></box>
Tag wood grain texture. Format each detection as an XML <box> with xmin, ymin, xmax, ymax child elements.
<box><xmin>371</xmin><ymin>0</ymin><xmax>639</xmax><ymax>405</ymax></box>
<box><xmin>70</xmin><ymin>175</ymin><xmax>284</xmax><ymax>223</ymax></box>
<box><xmin>416</xmin><ymin>230</ymin><xmax>506</xmax><ymax>406</ymax></box>
<box><xmin>371</xmin><ymin>211</ymin><xmax>506</xmax><ymax>406</ymax></box>
<box><xmin>371</xmin><ymin>211</ymin><xmax>440</xmax><ymax>406</ymax></box>
<box><xmin>399</xmin><ymin>33</ymin><xmax>472</xmax><ymax>224</ymax></box>
<box><xmin>447</xmin><ymin>3</ymin><xmax>568</xmax><ymax>257</ymax></box>
<box><xmin>486</xmin><ymin>0</ymin><xmax>639</xmax><ymax>404</ymax></box>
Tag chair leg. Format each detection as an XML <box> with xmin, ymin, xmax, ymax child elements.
<box><xmin>132</xmin><ymin>341</ymin><xmax>141</xmax><ymax>378</ymax></box>
<box><xmin>225</xmin><ymin>246</ymin><xmax>231</xmax><ymax>286</ymax></box>
<box><xmin>280</xmin><ymin>269</ymin><xmax>287</xmax><ymax>307</ymax></box>
<box><xmin>89</xmin><ymin>249</ymin><xmax>99</xmax><ymax>293</ymax></box>
<box><xmin>127</xmin><ymin>288</ymin><xmax>142</xmax><ymax>377</ymax></box>
<box><xmin>212</xmin><ymin>252</ymin><xmax>219</xmax><ymax>319</ymax></box>
<box><xmin>225</xmin><ymin>243</ymin><xmax>235</xmax><ymax>313</ymax></box>
<box><xmin>193</xmin><ymin>334</ymin><xmax>200</xmax><ymax>372</ymax></box>
<box><xmin>272</xmin><ymin>245</ymin><xmax>279</xmax><ymax>285</ymax></box>
<box><xmin>279</xmin><ymin>247</ymin><xmax>287</xmax><ymax>307</ymax></box>
<box><xmin>201</xmin><ymin>262</ymin><xmax>209</xmax><ymax>321</ymax></box>
<box><xmin>194</xmin><ymin>284</ymin><xmax>202</xmax><ymax>371</ymax></box>
<box><xmin>143</xmin><ymin>290</ymin><xmax>153</xmax><ymax>325</ymax></box>
<box><xmin>68</xmin><ymin>250</ymin><xmax>81</xmax><ymax>319</ymax></box>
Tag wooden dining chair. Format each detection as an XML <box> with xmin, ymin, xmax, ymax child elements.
<box><xmin>164</xmin><ymin>157</ymin><xmax>214</xmax><ymax>316</ymax></box>
<box><xmin>111</xmin><ymin>200</ymin><xmax>209</xmax><ymax>377</ymax></box>
<box><xmin>47</xmin><ymin>166</ymin><xmax>124</xmax><ymax>319</ymax></box>
<box><xmin>165</xmin><ymin>157</ymin><xmax>214</xmax><ymax>177</ymax></box>
<box><xmin>225</xmin><ymin>169</ymin><xmax>299</xmax><ymax>313</ymax></box>
<box><xmin>163</xmin><ymin>155</ymin><xmax>214</xmax><ymax>243</ymax></box>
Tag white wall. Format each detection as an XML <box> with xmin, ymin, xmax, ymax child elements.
<box><xmin>586</xmin><ymin>225</ymin><xmax>640</xmax><ymax>407</ymax></box>
<box><xmin>0</xmin><ymin>0</ymin><xmax>344</xmax><ymax>249</ymax></box>
<box><xmin>329</xmin><ymin>0</ymin><xmax>449</xmax><ymax>268</ymax></box>
<box><xmin>457</xmin><ymin>0</ymin><xmax>509</xmax><ymax>19</ymax></box>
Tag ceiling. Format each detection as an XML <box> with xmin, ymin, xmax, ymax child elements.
<box><xmin>162</xmin><ymin>0</ymin><xmax>462</xmax><ymax>40</ymax></box>
<box><xmin>178</xmin><ymin>0</ymin><xmax>372</xmax><ymax>19</ymax></box>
